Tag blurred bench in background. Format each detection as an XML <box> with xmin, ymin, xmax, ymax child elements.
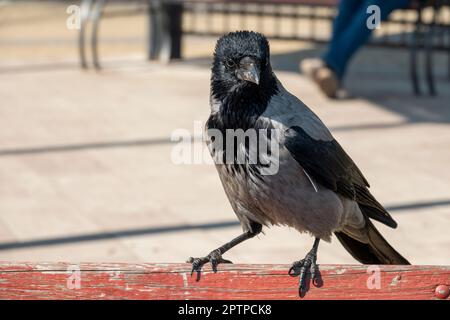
<box><xmin>79</xmin><ymin>0</ymin><xmax>450</xmax><ymax>95</ymax></box>
<box><xmin>0</xmin><ymin>262</ymin><xmax>449</xmax><ymax>299</ymax></box>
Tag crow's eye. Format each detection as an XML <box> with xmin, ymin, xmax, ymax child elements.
<box><xmin>224</xmin><ymin>59</ymin><xmax>235</xmax><ymax>69</ymax></box>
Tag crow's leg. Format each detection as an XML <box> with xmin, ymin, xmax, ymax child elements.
<box><xmin>288</xmin><ymin>237</ymin><xmax>321</xmax><ymax>296</ymax></box>
<box><xmin>187</xmin><ymin>222</ymin><xmax>262</xmax><ymax>281</ymax></box>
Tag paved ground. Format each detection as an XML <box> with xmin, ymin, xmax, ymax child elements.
<box><xmin>0</xmin><ymin>2</ymin><xmax>449</xmax><ymax>266</ymax></box>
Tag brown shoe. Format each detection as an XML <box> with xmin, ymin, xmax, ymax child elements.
<box><xmin>314</xmin><ymin>67</ymin><xmax>340</xmax><ymax>99</ymax></box>
<box><xmin>300</xmin><ymin>58</ymin><xmax>325</xmax><ymax>78</ymax></box>
<box><xmin>300</xmin><ymin>59</ymin><xmax>340</xmax><ymax>99</ymax></box>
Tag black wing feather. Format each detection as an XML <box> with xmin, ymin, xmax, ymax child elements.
<box><xmin>284</xmin><ymin>126</ymin><xmax>397</xmax><ymax>228</ymax></box>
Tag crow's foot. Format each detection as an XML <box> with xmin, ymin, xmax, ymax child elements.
<box><xmin>187</xmin><ymin>250</ymin><xmax>233</xmax><ymax>281</ymax></box>
<box><xmin>288</xmin><ymin>250</ymin><xmax>321</xmax><ymax>297</ymax></box>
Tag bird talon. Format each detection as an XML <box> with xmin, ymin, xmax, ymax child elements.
<box><xmin>210</xmin><ymin>260</ymin><xmax>218</xmax><ymax>273</ymax></box>
<box><xmin>289</xmin><ymin>250</ymin><xmax>320</xmax><ymax>297</ymax></box>
<box><xmin>311</xmin><ymin>265</ymin><xmax>319</xmax><ymax>284</ymax></box>
<box><xmin>187</xmin><ymin>251</ymin><xmax>230</xmax><ymax>279</ymax></box>
<box><xmin>288</xmin><ymin>266</ymin><xmax>298</xmax><ymax>277</ymax></box>
<box><xmin>288</xmin><ymin>259</ymin><xmax>304</xmax><ymax>277</ymax></box>
<box><xmin>187</xmin><ymin>257</ymin><xmax>206</xmax><ymax>281</ymax></box>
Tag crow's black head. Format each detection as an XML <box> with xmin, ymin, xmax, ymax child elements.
<box><xmin>211</xmin><ymin>31</ymin><xmax>277</xmax><ymax>101</ymax></box>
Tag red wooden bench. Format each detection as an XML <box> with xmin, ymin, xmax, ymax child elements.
<box><xmin>0</xmin><ymin>262</ymin><xmax>448</xmax><ymax>299</ymax></box>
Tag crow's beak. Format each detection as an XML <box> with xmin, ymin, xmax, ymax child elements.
<box><xmin>237</xmin><ymin>57</ymin><xmax>260</xmax><ymax>85</ymax></box>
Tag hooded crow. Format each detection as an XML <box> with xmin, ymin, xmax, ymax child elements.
<box><xmin>187</xmin><ymin>31</ymin><xmax>410</xmax><ymax>295</ymax></box>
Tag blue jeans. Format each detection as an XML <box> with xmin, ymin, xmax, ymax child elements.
<box><xmin>323</xmin><ymin>0</ymin><xmax>411</xmax><ymax>80</ymax></box>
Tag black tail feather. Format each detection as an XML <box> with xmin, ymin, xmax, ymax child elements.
<box><xmin>335</xmin><ymin>219</ymin><xmax>410</xmax><ymax>265</ymax></box>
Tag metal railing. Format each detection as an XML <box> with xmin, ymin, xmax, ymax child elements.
<box><xmin>78</xmin><ymin>0</ymin><xmax>450</xmax><ymax>95</ymax></box>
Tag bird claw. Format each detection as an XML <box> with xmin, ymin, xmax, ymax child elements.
<box><xmin>187</xmin><ymin>256</ymin><xmax>208</xmax><ymax>281</ymax></box>
<box><xmin>187</xmin><ymin>250</ymin><xmax>233</xmax><ymax>281</ymax></box>
<box><xmin>288</xmin><ymin>251</ymin><xmax>321</xmax><ymax>297</ymax></box>
<box><xmin>288</xmin><ymin>259</ymin><xmax>305</xmax><ymax>277</ymax></box>
<box><xmin>210</xmin><ymin>251</ymin><xmax>233</xmax><ymax>273</ymax></box>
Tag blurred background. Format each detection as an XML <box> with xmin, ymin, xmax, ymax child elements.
<box><xmin>0</xmin><ymin>0</ymin><xmax>449</xmax><ymax>265</ymax></box>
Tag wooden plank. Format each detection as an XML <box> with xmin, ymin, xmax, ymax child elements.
<box><xmin>0</xmin><ymin>262</ymin><xmax>448</xmax><ymax>300</ymax></box>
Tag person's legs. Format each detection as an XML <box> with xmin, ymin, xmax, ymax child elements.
<box><xmin>327</xmin><ymin>0</ymin><xmax>364</xmax><ymax>56</ymax></box>
<box><xmin>323</xmin><ymin>0</ymin><xmax>411</xmax><ymax>80</ymax></box>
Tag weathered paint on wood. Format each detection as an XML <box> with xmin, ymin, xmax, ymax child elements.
<box><xmin>0</xmin><ymin>262</ymin><xmax>448</xmax><ymax>300</ymax></box>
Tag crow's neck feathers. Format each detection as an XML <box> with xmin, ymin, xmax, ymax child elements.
<box><xmin>208</xmin><ymin>31</ymin><xmax>279</xmax><ymax>130</ymax></box>
<box><xmin>211</xmin><ymin>58</ymin><xmax>278</xmax><ymax>127</ymax></box>
<box><xmin>210</xmin><ymin>74</ymin><xmax>278</xmax><ymax>128</ymax></box>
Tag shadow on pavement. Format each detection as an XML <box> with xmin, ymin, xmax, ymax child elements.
<box><xmin>0</xmin><ymin>199</ymin><xmax>448</xmax><ymax>251</ymax></box>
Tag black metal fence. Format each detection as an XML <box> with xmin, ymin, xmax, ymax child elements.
<box><xmin>78</xmin><ymin>0</ymin><xmax>450</xmax><ymax>94</ymax></box>
<box><xmin>180</xmin><ymin>1</ymin><xmax>450</xmax><ymax>51</ymax></box>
